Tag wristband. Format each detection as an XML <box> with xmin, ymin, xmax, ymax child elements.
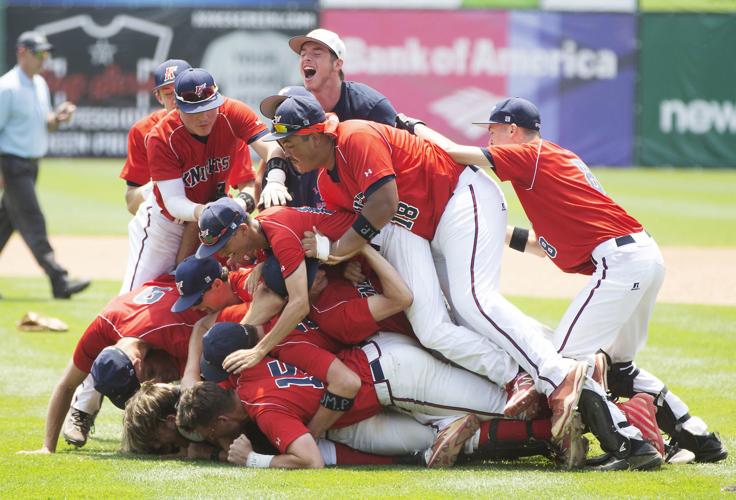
<box><xmin>314</xmin><ymin>232</ymin><xmax>331</xmax><ymax>261</ymax></box>
<box><xmin>320</xmin><ymin>390</ymin><xmax>355</xmax><ymax>412</ymax></box>
<box><xmin>352</xmin><ymin>214</ymin><xmax>380</xmax><ymax>241</ymax></box>
<box><xmin>237</xmin><ymin>192</ymin><xmax>256</xmax><ymax>213</ymax></box>
<box><xmin>245</xmin><ymin>451</ymin><xmax>275</xmax><ymax>468</ymax></box>
<box><xmin>265</xmin><ymin>168</ymin><xmax>287</xmax><ymax>185</ymax></box>
<box><xmin>509</xmin><ymin>227</ymin><xmax>529</xmax><ymax>253</ymax></box>
<box><xmin>265</xmin><ymin>156</ymin><xmax>289</xmax><ymax>176</ymax></box>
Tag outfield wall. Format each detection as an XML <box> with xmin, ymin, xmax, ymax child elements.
<box><xmin>3</xmin><ymin>1</ymin><xmax>735</xmax><ymax>166</ymax></box>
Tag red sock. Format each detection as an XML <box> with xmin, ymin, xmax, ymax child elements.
<box><xmin>334</xmin><ymin>443</ymin><xmax>394</xmax><ymax>465</ymax></box>
<box><xmin>478</xmin><ymin>418</ymin><xmax>552</xmax><ymax>447</ymax></box>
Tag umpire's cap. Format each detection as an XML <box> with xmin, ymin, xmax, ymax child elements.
<box><xmin>153</xmin><ymin>59</ymin><xmax>191</xmax><ymax>89</ymax></box>
<box><xmin>174</xmin><ymin>68</ymin><xmax>224</xmax><ymax>114</ymax></box>
<box><xmin>195</xmin><ymin>198</ymin><xmax>246</xmax><ymax>259</ymax></box>
<box><xmin>289</xmin><ymin>28</ymin><xmax>346</xmax><ymax>60</ymax></box>
<box><xmin>260</xmin><ymin>85</ymin><xmax>312</xmax><ymax>120</ymax></box>
<box><xmin>261</xmin><ymin>253</ymin><xmax>320</xmax><ymax>298</ymax></box>
<box><xmin>473</xmin><ymin>97</ymin><xmax>541</xmax><ymax>131</ymax></box>
<box><xmin>171</xmin><ymin>255</ymin><xmax>222</xmax><ymax>312</ymax></box>
<box><xmin>262</xmin><ymin>94</ymin><xmax>326</xmax><ymax>142</ymax></box>
<box><xmin>200</xmin><ymin>322</ymin><xmax>258</xmax><ymax>382</ymax></box>
<box><xmin>91</xmin><ymin>347</ymin><xmax>140</xmax><ymax>409</ymax></box>
<box><xmin>17</xmin><ymin>31</ymin><xmax>53</xmax><ymax>52</ymax></box>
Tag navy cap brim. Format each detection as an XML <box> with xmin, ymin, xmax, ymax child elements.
<box><xmin>177</xmin><ymin>93</ymin><xmax>225</xmax><ymax>114</ymax></box>
<box><xmin>171</xmin><ymin>291</ymin><xmax>204</xmax><ymax>313</ymax></box>
<box><xmin>200</xmin><ymin>353</ymin><xmax>228</xmax><ymax>382</ymax></box>
<box><xmin>262</xmin><ymin>130</ymin><xmax>297</xmax><ymax>142</ymax></box>
<box><xmin>195</xmin><ymin>236</ymin><xmax>229</xmax><ymax>259</ymax></box>
<box><xmin>108</xmin><ymin>383</ymin><xmax>140</xmax><ymax>410</ymax></box>
<box><xmin>260</xmin><ymin>95</ymin><xmax>289</xmax><ymax>120</ymax></box>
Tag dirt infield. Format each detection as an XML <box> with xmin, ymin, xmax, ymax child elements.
<box><xmin>0</xmin><ymin>234</ymin><xmax>734</xmax><ymax>305</ymax></box>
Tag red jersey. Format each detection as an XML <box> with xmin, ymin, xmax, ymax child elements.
<box><xmin>120</xmin><ymin>109</ymin><xmax>168</xmax><ymax>186</ymax></box>
<box><xmin>233</xmin><ymin>348</ymin><xmax>380</xmax><ymax>453</ymax></box>
<box><xmin>256</xmin><ymin>206</ymin><xmax>356</xmax><ymax>278</ymax></box>
<box><xmin>147</xmin><ymin>98</ymin><xmax>265</xmax><ymax>220</ymax></box>
<box><xmin>310</xmin><ymin>266</ymin><xmax>413</xmax><ymax>344</ymax></box>
<box><xmin>317</xmin><ymin>120</ymin><xmax>464</xmax><ymax>240</ymax></box>
<box><xmin>486</xmin><ymin>140</ymin><xmax>643</xmax><ymax>274</ymax></box>
<box><xmin>72</xmin><ymin>276</ymin><xmax>205</xmax><ymax>374</ymax></box>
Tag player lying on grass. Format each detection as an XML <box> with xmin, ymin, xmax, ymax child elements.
<box><xmin>175</xmin><ymin>323</ymin><xmax>587</xmax><ymax>469</ymax></box>
<box><xmin>18</xmin><ymin>275</ymin><xmax>210</xmax><ymax>454</ymax></box>
<box><xmin>398</xmin><ymin>97</ymin><xmax>727</xmax><ymax>466</ymax></box>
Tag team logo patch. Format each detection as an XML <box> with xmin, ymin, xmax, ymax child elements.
<box><xmin>163</xmin><ymin>65</ymin><xmax>177</xmax><ymax>82</ymax></box>
<box><xmin>175</xmin><ymin>280</ymin><xmax>184</xmax><ymax>296</ymax></box>
<box><xmin>194</xmin><ymin>83</ymin><xmax>207</xmax><ymax>97</ymax></box>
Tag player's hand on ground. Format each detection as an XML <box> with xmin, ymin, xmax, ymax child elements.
<box><xmin>244</xmin><ymin>262</ymin><xmax>263</xmax><ymax>295</ymax></box>
<box><xmin>259</xmin><ymin>181</ymin><xmax>292</xmax><ymax>209</ymax></box>
<box><xmin>223</xmin><ymin>347</ymin><xmax>265</xmax><ymax>373</ymax></box>
<box><xmin>227</xmin><ymin>434</ymin><xmax>253</xmax><ymax>466</ymax></box>
<box><xmin>343</xmin><ymin>259</ymin><xmax>366</xmax><ymax>283</ymax></box>
<box><xmin>17</xmin><ymin>447</ymin><xmax>52</xmax><ymax>455</ymax></box>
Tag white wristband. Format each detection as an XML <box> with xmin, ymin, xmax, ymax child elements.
<box><xmin>246</xmin><ymin>451</ymin><xmax>274</xmax><ymax>468</ymax></box>
<box><xmin>266</xmin><ymin>168</ymin><xmax>287</xmax><ymax>185</ymax></box>
<box><xmin>314</xmin><ymin>232</ymin><xmax>331</xmax><ymax>261</ymax></box>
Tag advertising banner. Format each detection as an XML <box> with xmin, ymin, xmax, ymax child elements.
<box><xmin>638</xmin><ymin>14</ymin><xmax>736</xmax><ymax>166</ymax></box>
<box><xmin>324</xmin><ymin>10</ymin><xmax>636</xmax><ymax>165</ymax></box>
<box><xmin>5</xmin><ymin>5</ymin><xmax>318</xmax><ymax>156</ymax></box>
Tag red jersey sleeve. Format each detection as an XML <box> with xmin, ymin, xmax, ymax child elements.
<box><xmin>339</xmin><ymin>127</ymin><xmax>396</xmax><ymax>193</ymax></box>
<box><xmin>254</xmin><ymin>410</ymin><xmax>310</xmax><ymax>454</ymax></box>
<box><xmin>120</xmin><ymin>125</ymin><xmax>150</xmax><ymax>186</ymax></box>
<box><xmin>147</xmin><ymin>124</ymin><xmax>183</xmax><ymax>182</ymax></box>
<box><xmin>222</xmin><ymin>99</ymin><xmax>268</xmax><ymax>145</ymax></box>
<box><xmin>273</xmin><ymin>340</ymin><xmax>337</xmax><ymax>383</ymax></box>
<box><xmin>486</xmin><ymin>143</ymin><xmax>540</xmax><ymax>188</ymax></box>
<box><xmin>217</xmin><ymin>302</ymin><xmax>251</xmax><ymax>323</ymax></box>
<box><xmin>310</xmin><ymin>298</ymin><xmax>379</xmax><ymax>345</ymax></box>
<box><xmin>72</xmin><ymin>316</ymin><xmax>114</xmax><ymax>373</ymax></box>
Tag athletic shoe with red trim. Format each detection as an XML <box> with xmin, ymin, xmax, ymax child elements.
<box><xmin>504</xmin><ymin>371</ymin><xmax>544</xmax><ymax>419</ymax></box>
<box><xmin>425</xmin><ymin>414</ymin><xmax>480</xmax><ymax>468</ymax></box>
<box><xmin>549</xmin><ymin>361</ymin><xmax>587</xmax><ymax>440</ymax></box>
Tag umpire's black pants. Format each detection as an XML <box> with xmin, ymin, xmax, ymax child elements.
<box><xmin>0</xmin><ymin>154</ymin><xmax>67</xmax><ymax>282</ymax></box>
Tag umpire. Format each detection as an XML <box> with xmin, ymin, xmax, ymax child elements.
<box><xmin>0</xmin><ymin>31</ymin><xmax>89</xmax><ymax>299</ymax></box>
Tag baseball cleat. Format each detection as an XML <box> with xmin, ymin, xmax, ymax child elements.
<box><xmin>664</xmin><ymin>443</ymin><xmax>696</xmax><ymax>464</ymax></box>
<box><xmin>549</xmin><ymin>361</ymin><xmax>587</xmax><ymax>440</ymax></box>
<box><xmin>52</xmin><ymin>277</ymin><xmax>91</xmax><ymax>299</ymax></box>
<box><xmin>550</xmin><ymin>411</ymin><xmax>588</xmax><ymax>470</ymax></box>
<box><xmin>62</xmin><ymin>407</ymin><xmax>97</xmax><ymax>447</ymax></box>
<box><xmin>674</xmin><ymin>431</ymin><xmax>728</xmax><ymax>463</ymax></box>
<box><xmin>590</xmin><ymin>439</ymin><xmax>663</xmax><ymax>471</ymax></box>
<box><xmin>503</xmin><ymin>371</ymin><xmax>544</xmax><ymax>419</ymax></box>
<box><xmin>425</xmin><ymin>414</ymin><xmax>480</xmax><ymax>468</ymax></box>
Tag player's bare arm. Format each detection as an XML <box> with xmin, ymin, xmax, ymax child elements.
<box><xmin>306</xmin><ymin>358</ymin><xmax>362</xmax><ymax>439</ymax></box>
<box><xmin>413</xmin><ymin>122</ymin><xmax>490</xmax><ymax>167</ymax></box>
<box><xmin>180</xmin><ymin>313</ymin><xmax>218</xmax><ymax>389</ymax></box>
<box><xmin>222</xmin><ymin>261</ymin><xmax>309</xmax><ymax>372</ymax></box>
<box><xmin>124</xmin><ymin>182</ymin><xmax>152</xmax><ymax>215</ymax></box>
<box><xmin>240</xmin><ymin>286</ymin><xmax>286</xmax><ymax>326</ymax></box>
<box><xmin>18</xmin><ymin>361</ymin><xmax>87</xmax><ymax>454</ymax></box>
<box><xmin>175</xmin><ymin>222</ymin><xmax>201</xmax><ymax>265</ymax></box>
<box><xmin>360</xmin><ymin>245</ymin><xmax>413</xmax><ymax>320</ymax></box>
<box><xmin>228</xmin><ymin>432</ymin><xmax>324</xmax><ymax>469</ymax></box>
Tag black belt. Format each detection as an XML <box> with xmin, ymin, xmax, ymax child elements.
<box><xmin>369</xmin><ymin>358</ymin><xmax>385</xmax><ymax>383</ymax></box>
<box><xmin>614</xmin><ymin>235</ymin><xmax>635</xmax><ymax>247</ymax></box>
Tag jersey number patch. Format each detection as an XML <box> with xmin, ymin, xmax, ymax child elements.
<box><xmin>267</xmin><ymin>360</ymin><xmax>324</xmax><ymax>389</ymax></box>
<box><xmin>537</xmin><ymin>237</ymin><xmax>558</xmax><ymax>259</ymax></box>
<box><xmin>571</xmin><ymin>159</ymin><xmax>605</xmax><ymax>194</ymax></box>
<box><xmin>133</xmin><ymin>286</ymin><xmax>172</xmax><ymax>305</ymax></box>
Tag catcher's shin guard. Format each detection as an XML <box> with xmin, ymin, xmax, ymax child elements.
<box><xmin>578</xmin><ymin>389</ymin><xmax>631</xmax><ymax>459</ymax></box>
<box><xmin>652</xmin><ymin>387</ymin><xmax>688</xmax><ymax>436</ymax></box>
<box><xmin>607</xmin><ymin>361</ymin><xmax>639</xmax><ymax>398</ymax></box>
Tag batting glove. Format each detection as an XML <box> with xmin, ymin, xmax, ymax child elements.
<box><xmin>395</xmin><ymin>113</ymin><xmax>426</xmax><ymax>135</ymax></box>
<box><xmin>259</xmin><ymin>169</ymin><xmax>292</xmax><ymax>208</ymax></box>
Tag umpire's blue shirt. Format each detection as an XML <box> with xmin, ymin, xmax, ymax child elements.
<box><xmin>0</xmin><ymin>65</ymin><xmax>52</xmax><ymax>159</ymax></box>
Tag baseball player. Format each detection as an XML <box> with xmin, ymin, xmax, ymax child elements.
<box><xmin>261</xmin><ymin>95</ymin><xmax>599</xmax><ymax>445</ymax></box>
<box><xmin>405</xmin><ymin>96</ymin><xmax>727</xmax><ymax>466</ymax></box>
<box><xmin>258</xmin><ymin>28</ymin><xmax>397</xmax><ymax>209</ymax></box>
<box><xmin>120</xmin><ymin>67</ymin><xmax>285</xmax><ymax>293</ymax></box>
<box><xmin>18</xmin><ymin>275</ymin><xmax>207</xmax><ymax>454</ymax></box>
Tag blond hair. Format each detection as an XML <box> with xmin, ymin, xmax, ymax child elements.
<box><xmin>121</xmin><ymin>381</ymin><xmax>180</xmax><ymax>454</ymax></box>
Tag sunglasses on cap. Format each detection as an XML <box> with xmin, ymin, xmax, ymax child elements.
<box><xmin>199</xmin><ymin>211</ymin><xmax>243</xmax><ymax>246</ymax></box>
<box><xmin>273</xmin><ymin>122</ymin><xmax>308</xmax><ymax>134</ymax></box>
<box><xmin>176</xmin><ymin>84</ymin><xmax>219</xmax><ymax>104</ymax></box>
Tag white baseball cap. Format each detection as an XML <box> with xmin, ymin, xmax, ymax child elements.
<box><xmin>289</xmin><ymin>28</ymin><xmax>346</xmax><ymax>61</ymax></box>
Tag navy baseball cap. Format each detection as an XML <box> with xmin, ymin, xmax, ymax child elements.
<box><xmin>195</xmin><ymin>198</ymin><xmax>246</xmax><ymax>259</ymax></box>
<box><xmin>17</xmin><ymin>31</ymin><xmax>53</xmax><ymax>52</ymax></box>
<box><xmin>91</xmin><ymin>347</ymin><xmax>140</xmax><ymax>409</ymax></box>
<box><xmin>171</xmin><ymin>255</ymin><xmax>222</xmax><ymax>312</ymax></box>
<box><xmin>473</xmin><ymin>97</ymin><xmax>541</xmax><ymax>131</ymax></box>
<box><xmin>262</xmin><ymin>94</ymin><xmax>326</xmax><ymax>142</ymax></box>
<box><xmin>260</xmin><ymin>86</ymin><xmax>312</xmax><ymax>120</ymax></box>
<box><xmin>174</xmin><ymin>68</ymin><xmax>225</xmax><ymax>114</ymax></box>
<box><xmin>261</xmin><ymin>254</ymin><xmax>320</xmax><ymax>298</ymax></box>
<box><xmin>153</xmin><ymin>59</ymin><xmax>191</xmax><ymax>89</ymax></box>
<box><xmin>200</xmin><ymin>322</ymin><xmax>258</xmax><ymax>382</ymax></box>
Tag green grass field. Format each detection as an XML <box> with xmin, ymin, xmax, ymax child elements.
<box><xmin>1</xmin><ymin>160</ymin><xmax>735</xmax><ymax>498</ymax></box>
